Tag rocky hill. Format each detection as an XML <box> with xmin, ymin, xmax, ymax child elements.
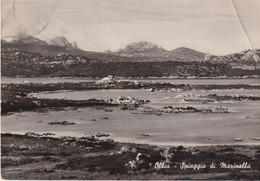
<box><xmin>170</xmin><ymin>47</ymin><xmax>206</xmax><ymax>62</ymax></box>
<box><xmin>112</xmin><ymin>41</ymin><xmax>205</xmax><ymax>62</ymax></box>
<box><xmin>205</xmin><ymin>49</ymin><xmax>260</xmax><ymax>63</ymax></box>
<box><xmin>1</xmin><ymin>36</ymin><xmax>88</xmax><ymax>57</ymax></box>
<box><xmin>204</xmin><ymin>49</ymin><xmax>260</xmax><ymax>69</ymax></box>
<box><xmin>115</xmin><ymin>41</ymin><xmax>165</xmax><ymax>55</ymax></box>
<box><xmin>1</xmin><ymin>47</ymin><xmax>259</xmax><ymax>78</ymax></box>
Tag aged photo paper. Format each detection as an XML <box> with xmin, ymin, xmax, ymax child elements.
<box><xmin>1</xmin><ymin>0</ymin><xmax>260</xmax><ymax>180</ymax></box>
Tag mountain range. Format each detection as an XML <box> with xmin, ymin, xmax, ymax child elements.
<box><xmin>1</xmin><ymin>35</ymin><xmax>260</xmax><ymax>65</ymax></box>
<box><xmin>1</xmin><ymin>35</ymin><xmax>259</xmax><ymax>78</ymax></box>
<box><xmin>1</xmin><ymin>36</ymin><xmax>205</xmax><ymax>62</ymax></box>
<box><xmin>110</xmin><ymin>41</ymin><xmax>205</xmax><ymax>62</ymax></box>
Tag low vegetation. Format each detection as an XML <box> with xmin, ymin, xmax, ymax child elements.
<box><xmin>2</xmin><ymin>48</ymin><xmax>260</xmax><ymax>77</ymax></box>
<box><xmin>1</xmin><ymin>133</ymin><xmax>260</xmax><ymax>180</ymax></box>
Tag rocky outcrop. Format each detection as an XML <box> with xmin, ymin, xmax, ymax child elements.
<box><xmin>45</xmin><ymin>36</ymin><xmax>78</xmax><ymax>48</ymax></box>
<box><xmin>106</xmin><ymin>95</ymin><xmax>149</xmax><ymax>110</ymax></box>
<box><xmin>115</xmin><ymin>41</ymin><xmax>165</xmax><ymax>56</ymax></box>
<box><xmin>204</xmin><ymin>49</ymin><xmax>260</xmax><ymax>69</ymax></box>
<box><xmin>95</xmin><ymin>75</ymin><xmax>119</xmax><ymax>84</ymax></box>
<box><xmin>125</xmin><ymin>152</ymin><xmax>151</xmax><ymax>170</ymax></box>
<box><xmin>111</xmin><ymin>146</ymin><xmax>137</xmax><ymax>155</ymax></box>
<box><xmin>25</xmin><ymin>132</ymin><xmax>55</xmax><ymax>137</ymax></box>
<box><xmin>95</xmin><ymin>76</ymin><xmax>141</xmax><ymax>89</ymax></box>
<box><xmin>136</xmin><ymin>106</ymin><xmax>229</xmax><ymax>115</ymax></box>
<box><xmin>71</xmin><ymin>41</ymin><xmax>78</xmax><ymax>48</ymax></box>
<box><xmin>117</xmin><ymin>96</ymin><xmax>150</xmax><ymax>110</ymax></box>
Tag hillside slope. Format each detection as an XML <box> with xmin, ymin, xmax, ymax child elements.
<box><xmin>112</xmin><ymin>41</ymin><xmax>205</xmax><ymax>62</ymax></box>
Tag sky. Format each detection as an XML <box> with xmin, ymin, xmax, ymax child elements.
<box><xmin>1</xmin><ymin>0</ymin><xmax>260</xmax><ymax>55</ymax></box>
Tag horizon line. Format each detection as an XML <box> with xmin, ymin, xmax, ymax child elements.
<box><xmin>1</xmin><ymin>35</ymin><xmax>259</xmax><ymax>56</ymax></box>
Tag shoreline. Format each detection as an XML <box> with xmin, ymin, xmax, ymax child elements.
<box><xmin>2</xmin><ymin>131</ymin><xmax>260</xmax><ymax>147</ymax></box>
<box><xmin>2</xmin><ymin>80</ymin><xmax>260</xmax><ymax>114</ymax></box>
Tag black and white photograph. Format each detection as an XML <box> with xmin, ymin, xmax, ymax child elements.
<box><xmin>1</xmin><ymin>0</ymin><xmax>260</xmax><ymax>180</ymax></box>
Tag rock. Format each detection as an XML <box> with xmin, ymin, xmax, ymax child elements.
<box><xmin>45</xmin><ymin>36</ymin><xmax>75</xmax><ymax>47</ymax></box>
<box><xmin>126</xmin><ymin>160</ymin><xmax>137</xmax><ymax>169</ymax></box>
<box><xmin>95</xmin><ymin>75</ymin><xmax>117</xmax><ymax>85</ymax></box>
<box><xmin>85</xmin><ymin>147</ymin><xmax>93</xmax><ymax>151</ymax></box>
<box><xmin>110</xmin><ymin>152</ymin><xmax>115</xmax><ymax>155</ymax></box>
<box><xmin>19</xmin><ymin>145</ymin><xmax>27</xmax><ymax>150</ymax></box>
<box><xmin>160</xmin><ymin>148</ymin><xmax>173</xmax><ymax>163</ymax></box>
<box><xmin>234</xmin><ymin>138</ymin><xmax>243</xmax><ymax>141</ymax></box>
<box><xmin>48</xmin><ymin>121</ymin><xmax>75</xmax><ymax>125</ymax></box>
<box><xmin>42</xmin><ymin>132</ymin><xmax>55</xmax><ymax>137</ymax></box>
<box><xmin>126</xmin><ymin>152</ymin><xmax>151</xmax><ymax>170</ymax></box>
<box><xmin>191</xmin><ymin>151</ymin><xmax>199</xmax><ymax>155</ymax></box>
<box><xmin>117</xmin><ymin>96</ymin><xmax>148</xmax><ymax>110</ymax></box>
<box><xmin>136</xmin><ymin>153</ymin><xmax>150</xmax><ymax>161</ymax></box>
<box><xmin>71</xmin><ymin>41</ymin><xmax>78</xmax><ymax>48</ymax></box>
<box><xmin>120</xmin><ymin>146</ymin><xmax>131</xmax><ymax>153</ymax></box>
<box><xmin>131</xmin><ymin>148</ymin><xmax>137</xmax><ymax>153</ymax></box>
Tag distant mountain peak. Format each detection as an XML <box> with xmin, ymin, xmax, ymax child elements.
<box><xmin>45</xmin><ymin>36</ymin><xmax>68</xmax><ymax>46</ymax></box>
<box><xmin>127</xmin><ymin>41</ymin><xmax>160</xmax><ymax>49</ymax></box>
<box><xmin>112</xmin><ymin>41</ymin><xmax>205</xmax><ymax>61</ymax></box>
<box><xmin>45</xmin><ymin>36</ymin><xmax>78</xmax><ymax>48</ymax></box>
<box><xmin>116</xmin><ymin>41</ymin><xmax>164</xmax><ymax>54</ymax></box>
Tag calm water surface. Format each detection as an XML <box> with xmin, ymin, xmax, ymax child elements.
<box><xmin>2</xmin><ymin>87</ymin><xmax>260</xmax><ymax>146</ymax></box>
